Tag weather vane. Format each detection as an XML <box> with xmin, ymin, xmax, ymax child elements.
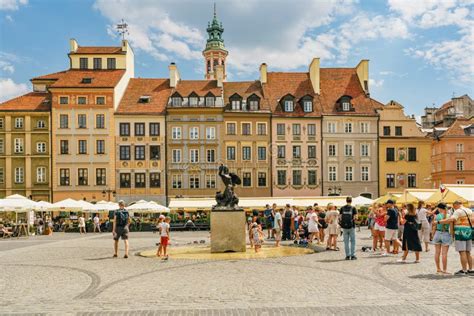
<box><xmin>116</xmin><ymin>19</ymin><xmax>129</xmax><ymax>40</ymax></box>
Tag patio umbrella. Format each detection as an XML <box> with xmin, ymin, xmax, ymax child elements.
<box><xmin>0</xmin><ymin>194</ymin><xmax>38</xmax><ymax>211</ymax></box>
<box><xmin>127</xmin><ymin>200</ymin><xmax>170</xmax><ymax>213</ymax></box>
<box><xmin>90</xmin><ymin>200</ymin><xmax>119</xmax><ymax>212</ymax></box>
<box><xmin>352</xmin><ymin>196</ymin><xmax>375</xmax><ymax>207</ymax></box>
<box><xmin>35</xmin><ymin>201</ymin><xmax>53</xmax><ymax>211</ymax></box>
<box><xmin>75</xmin><ymin>200</ymin><xmax>95</xmax><ymax>211</ymax></box>
<box><xmin>48</xmin><ymin>198</ymin><xmax>84</xmax><ymax>212</ymax></box>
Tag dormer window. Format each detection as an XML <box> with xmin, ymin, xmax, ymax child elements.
<box><xmin>205</xmin><ymin>93</ymin><xmax>215</xmax><ymax>107</ymax></box>
<box><xmin>281</xmin><ymin>95</ymin><xmax>295</xmax><ymax>112</ymax></box>
<box><xmin>342</xmin><ymin>102</ymin><xmax>350</xmax><ymax>111</ymax></box>
<box><xmin>338</xmin><ymin>95</ymin><xmax>353</xmax><ymax>112</ymax></box>
<box><xmin>138</xmin><ymin>95</ymin><xmax>151</xmax><ymax>103</ymax></box>
<box><xmin>171</xmin><ymin>93</ymin><xmax>182</xmax><ymax>106</ymax></box>
<box><xmin>231</xmin><ymin>100</ymin><xmax>241</xmax><ymax>110</ymax></box>
<box><xmin>285</xmin><ymin>100</ymin><xmax>294</xmax><ymax>112</ymax></box>
<box><xmin>300</xmin><ymin>95</ymin><xmax>313</xmax><ymax>112</ymax></box>
<box><xmin>81</xmin><ymin>78</ymin><xmax>92</xmax><ymax>84</ymax></box>
<box><xmin>248</xmin><ymin>94</ymin><xmax>260</xmax><ymax>111</ymax></box>
<box><xmin>230</xmin><ymin>93</ymin><xmax>243</xmax><ymax>110</ymax></box>
<box><xmin>189</xmin><ymin>97</ymin><xmax>198</xmax><ymax>106</ymax></box>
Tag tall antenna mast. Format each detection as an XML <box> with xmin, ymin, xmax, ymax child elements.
<box><xmin>116</xmin><ymin>19</ymin><xmax>129</xmax><ymax>40</ymax></box>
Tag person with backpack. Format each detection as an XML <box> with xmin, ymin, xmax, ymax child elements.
<box><xmin>339</xmin><ymin>196</ymin><xmax>358</xmax><ymax>260</ymax></box>
<box><xmin>112</xmin><ymin>200</ymin><xmax>130</xmax><ymax>258</ymax></box>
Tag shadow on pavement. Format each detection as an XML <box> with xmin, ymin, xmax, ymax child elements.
<box><xmin>409</xmin><ymin>274</ymin><xmax>460</xmax><ymax>280</ymax></box>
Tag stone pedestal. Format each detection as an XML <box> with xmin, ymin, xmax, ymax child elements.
<box><xmin>210</xmin><ymin>206</ymin><xmax>246</xmax><ymax>253</ymax></box>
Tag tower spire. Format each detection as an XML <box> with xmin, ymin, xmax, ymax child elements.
<box><xmin>214</xmin><ymin>2</ymin><xmax>216</xmax><ymax>18</ymax></box>
<box><xmin>202</xmin><ymin>3</ymin><xmax>228</xmax><ymax>80</ymax></box>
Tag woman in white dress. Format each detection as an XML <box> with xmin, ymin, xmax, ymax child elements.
<box><xmin>307</xmin><ymin>207</ymin><xmax>319</xmax><ymax>243</ymax></box>
<box><xmin>78</xmin><ymin>214</ymin><xmax>86</xmax><ymax>235</ymax></box>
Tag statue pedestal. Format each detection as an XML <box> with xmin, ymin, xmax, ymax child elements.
<box><xmin>210</xmin><ymin>206</ymin><xmax>246</xmax><ymax>253</ymax></box>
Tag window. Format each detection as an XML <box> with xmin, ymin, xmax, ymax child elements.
<box><xmin>329</xmin><ymin>166</ymin><xmax>337</xmax><ymax>182</ymax></box>
<box><xmin>205</xmin><ymin>96</ymin><xmax>215</xmax><ymax>107</ymax></box>
<box><xmin>60</xmin><ymin>169</ymin><xmax>70</xmax><ymax>186</ymax></box>
<box><xmin>189</xmin><ymin>96</ymin><xmax>198</xmax><ymax>106</ymax></box>
<box><xmin>408</xmin><ymin>147</ymin><xmax>417</xmax><ymax>161</ymax></box>
<box><xmin>456</xmin><ymin>143</ymin><xmax>464</xmax><ymax>153</ymax></box>
<box><xmin>307</xmin><ymin>124</ymin><xmax>316</xmax><ymax>136</ymax></box>
<box><xmin>119</xmin><ymin>146</ymin><xmax>130</xmax><ymax>160</ymax></box>
<box><xmin>78</xmin><ymin>168</ymin><xmax>88</xmax><ymax>185</ymax></box>
<box><xmin>78</xmin><ymin>114</ymin><xmax>87</xmax><ymax>129</ymax></box>
<box><xmin>190</xmin><ymin>149</ymin><xmax>199</xmax><ymax>163</ymax></box>
<box><xmin>277</xmin><ymin>145</ymin><xmax>285</xmax><ymax>159</ymax></box>
<box><xmin>328</xmin><ymin>122</ymin><xmax>336</xmax><ymax>133</ymax></box>
<box><xmin>277</xmin><ymin>124</ymin><xmax>285</xmax><ymax>135</ymax></box>
<box><xmin>120</xmin><ymin>173</ymin><xmax>131</xmax><ymax>188</ymax></box>
<box><xmin>361</xmin><ymin>144</ymin><xmax>369</xmax><ymax>157</ymax></box>
<box><xmin>293</xmin><ymin>146</ymin><xmax>301</xmax><ymax>159</ymax></box>
<box><xmin>258</xmin><ymin>172</ymin><xmax>267</xmax><ymax>187</ymax></box>
<box><xmin>242</xmin><ymin>146</ymin><xmax>251</xmax><ymax>161</ymax></box>
<box><xmin>107</xmin><ymin>58</ymin><xmax>116</xmax><ymax>69</ymax></box>
<box><xmin>344</xmin><ymin>144</ymin><xmax>353</xmax><ymax>156</ymax></box>
<box><xmin>135</xmin><ymin>173</ymin><xmax>146</xmax><ymax>188</ymax></box>
<box><xmin>96</xmin><ymin>168</ymin><xmax>106</xmax><ymax>185</ymax></box>
<box><xmin>0</xmin><ymin>168</ymin><xmax>4</xmax><ymax>183</ymax></box>
<box><xmin>231</xmin><ymin>99</ymin><xmax>241</xmax><ymax>110</ymax></box>
<box><xmin>207</xmin><ymin>149</ymin><xmax>215</xmax><ymax>162</ymax></box>
<box><xmin>249</xmin><ymin>99</ymin><xmax>259</xmax><ymax>111</ymax></box>
<box><xmin>242</xmin><ymin>172</ymin><xmax>251</xmax><ymax>187</ymax></box>
<box><xmin>37</xmin><ymin>120</ymin><xmax>46</xmax><ymax>128</ymax></box>
<box><xmin>206</xmin><ymin>174</ymin><xmax>216</xmax><ymax>188</ymax></box>
<box><xmin>303</xmin><ymin>100</ymin><xmax>312</xmax><ymax>112</ymax></box>
<box><xmin>135</xmin><ymin>146</ymin><xmax>145</xmax><ymax>160</ymax></box>
<box><xmin>284</xmin><ymin>100</ymin><xmax>294</xmax><ymax>112</ymax></box>
<box><xmin>189</xmin><ymin>175</ymin><xmax>200</xmax><ymax>189</ymax></box>
<box><xmin>292</xmin><ymin>170</ymin><xmax>302</xmax><ymax>186</ymax></box>
<box><xmin>342</xmin><ymin>101</ymin><xmax>350</xmax><ymax>111</ymax></box>
<box><xmin>360</xmin><ymin>122</ymin><xmax>369</xmax><ymax>133</ymax></box>
<box><xmin>386</xmin><ymin>174</ymin><xmax>395</xmax><ymax>188</ymax></box>
<box><xmin>395</xmin><ymin>126</ymin><xmax>402</xmax><ymax>136</ymax></box>
<box><xmin>206</xmin><ymin>127</ymin><xmax>216</xmax><ymax>139</ymax></box>
<box><xmin>172</xmin><ymin>175</ymin><xmax>182</xmax><ymax>189</ymax></box>
<box><xmin>96</xmin><ymin>140</ymin><xmax>105</xmax><ymax>154</ymax></box>
<box><xmin>257</xmin><ymin>123</ymin><xmax>267</xmax><ymax>135</ymax></box>
<box><xmin>81</xmin><ymin>78</ymin><xmax>92</xmax><ymax>84</ymax></box>
<box><xmin>242</xmin><ymin>123</ymin><xmax>251</xmax><ymax>135</ymax></box>
<box><xmin>308</xmin><ymin>145</ymin><xmax>316</xmax><ymax>159</ymax></box>
<box><xmin>34</xmin><ymin>142</ymin><xmax>46</xmax><ymax>153</ymax></box>
<box><xmin>78</xmin><ymin>140</ymin><xmax>87</xmax><ymax>154</ymax></box>
<box><xmin>456</xmin><ymin>160</ymin><xmax>464</xmax><ymax>171</ymax></box>
<box><xmin>0</xmin><ymin>139</ymin><xmax>3</xmax><ymax>153</ymax></box>
<box><xmin>15</xmin><ymin>117</ymin><xmax>23</xmax><ymax>128</ymax></box>
<box><xmin>386</xmin><ymin>147</ymin><xmax>395</xmax><ymax>161</ymax></box>
<box><xmin>93</xmin><ymin>57</ymin><xmax>102</xmax><ymax>69</ymax></box>
<box><xmin>78</xmin><ymin>96</ymin><xmax>87</xmax><ymax>105</ymax></box>
<box><xmin>135</xmin><ymin>123</ymin><xmax>145</xmax><ymax>136</ymax></box>
<box><xmin>408</xmin><ymin>173</ymin><xmax>416</xmax><ymax>188</ymax></box>
<box><xmin>328</xmin><ymin>144</ymin><xmax>336</xmax><ymax>157</ymax></box>
<box><xmin>277</xmin><ymin>170</ymin><xmax>286</xmax><ymax>186</ymax></box>
<box><xmin>456</xmin><ymin>179</ymin><xmax>465</xmax><ymax>185</ymax></box>
<box><xmin>305</xmin><ymin>170</ymin><xmax>316</xmax><ymax>186</ymax></box>
<box><xmin>383</xmin><ymin>126</ymin><xmax>391</xmax><ymax>136</ymax></box>
<box><xmin>226</xmin><ymin>123</ymin><xmax>236</xmax><ymax>135</ymax></box>
<box><xmin>171</xmin><ymin>97</ymin><xmax>182</xmax><ymax>106</ymax></box>
<box><xmin>0</xmin><ymin>118</ymin><xmax>3</xmax><ymax>129</ymax></box>
<box><xmin>292</xmin><ymin>124</ymin><xmax>301</xmax><ymax>136</ymax></box>
<box><xmin>258</xmin><ymin>146</ymin><xmax>266</xmax><ymax>160</ymax></box>
<box><xmin>150</xmin><ymin>173</ymin><xmax>161</xmax><ymax>188</ymax></box>
<box><xmin>60</xmin><ymin>140</ymin><xmax>69</xmax><ymax>154</ymax></box>
<box><xmin>150</xmin><ymin>123</ymin><xmax>160</xmax><ymax>136</ymax></box>
<box><xmin>227</xmin><ymin>147</ymin><xmax>236</xmax><ymax>160</ymax></box>
<box><xmin>59</xmin><ymin>96</ymin><xmax>69</xmax><ymax>105</ymax></box>
<box><xmin>172</xmin><ymin>149</ymin><xmax>181</xmax><ymax>163</ymax></box>
<box><xmin>79</xmin><ymin>58</ymin><xmax>88</xmax><ymax>69</ymax></box>
<box><xmin>14</xmin><ymin>138</ymin><xmax>23</xmax><ymax>153</ymax></box>
<box><xmin>345</xmin><ymin>166</ymin><xmax>353</xmax><ymax>181</ymax></box>
<box><xmin>95</xmin><ymin>114</ymin><xmax>105</xmax><ymax>129</ymax></box>
<box><xmin>37</xmin><ymin>167</ymin><xmax>46</xmax><ymax>183</ymax></box>
<box><xmin>96</xmin><ymin>97</ymin><xmax>105</xmax><ymax>105</ymax></box>
<box><xmin>172</xmin><ymin>127</ymin><xmax>182</xmax><ymax>139</ymax></box>
<box><xmin>344</xmin><ymin>122</ymin><xmax>352</xmax><ymax>133</ymax></box>
<box><xmin>119</xmin><ymin>123</ymin><xmax>130</xmax><ymax>136</ymax></box>
<box><xmin>361</xmin><ymin>166</ymin><xmax>369</xmax><ymax>182</ymax></box>
<box><xmin>189</xmin><ymin>127</ymin><xmax>199</xmax><ymax>140</ymax></box>
<box><xmin>150</xmin><ymin>146</ymin><xmax>160</xmax><ymax>160</ymax></box>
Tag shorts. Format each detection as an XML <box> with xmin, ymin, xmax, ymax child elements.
<box><xmin>432</xmin><ymin>231</ymin><xmax>451</xmax><ymax>246</ymax></box>
<box><xmin>114</xmin><ymin>225</ymin><xmax>129</xmax><ymax>241</ymax></box>
<box><xmin>160</xmin><ymin>236</ymin><xmax>169</xmax><ymax>246</ymax></box>
<box><xmin>374</xmin><ymin>223</ymin><xmax>385</xmax><ymax>232</ymax></box>
<box><xmin>368</xmin><ymin>218</ymin><xmax>375</xmax><ymax>228</ymax></box>
<box><xmin>385</xmin><ymin>228</ymin><xmax>398</xmax><ymax>241</ymax></box>
<box><xmin>274</xmin><ymin>228</ymin><xmax>281</xmax><ymax>241</ymax></box>
<box><xmin>455</xmin><ymin>239</ymin><xmax>472</xmax><ymax>252</ymax></box>
<box><xmin>327</xmin><ymin>224</ymin><xmax>338</xmax><ymax>235</ymax></box>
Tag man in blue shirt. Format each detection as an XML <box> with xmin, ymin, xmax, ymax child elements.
<box><xmin>383</xmin><ymin>200</ymin><xmax>402</xmax><ymax>255</ymax></box>
<box><xmin>264</xmin><ymin>204</ymin><xmax>274</xmax><ymax>239</ymax></box>
<box><xmin>113</xmin><ymin>200</ymin><xmax>130</xmax><ymax>258</ymax></box>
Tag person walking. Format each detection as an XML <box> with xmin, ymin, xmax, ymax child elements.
<box><xmin>373</xmin><ymin>203</ymin><xmax>386</xmax><ymax>252</ymax></box>
<box><xmin>307</xmin><ymin>207</ymin><xmax>319</xmax><ymax>244</ymax></box>
<box><xmin>112</xmin><ymin>200</ymin><xmax>130</xmax><ymax>258</ymax></box>
<box><xmin>318</xmin><ymin>207</ymin><xmax>327</xmax><ymax>245</ymax></box>
<box><xmin>417</xmin><ymin>201</ymin><xmax>432</xmax><ymax>252</ymax></box>
<box><xmin>398</xmin><ymin>203</ymin><xmax>422</xmax><ymax>263</ymax></box>
<box><xmin>438</xmin><ymin>200</ymin><xmax>473</xmax><ymax>276</ymax></box>
<box><xmin>383</xmin><ymin>200</ymin><xmax>402</xmax><ymax>256</ymax></box>
<box><xmin>326</xmin><ymin>203</ymin><xmax>339</xmax><ymax>251</ymax></box>
<box><xmin>160</xmin><ymin>216</ymin><xmax>171</xmax><ymax>260</ymax></box>
<box><xmin>339</xmin><ymin>197</ymin><xmax>357</xmax><ymax>260</ymax></box>
<box><xmin>93</xmin><ymin>214</ymin><xmax>101</xmax><ymax>233</ymax></box>
<box><xmin>264</xmin><ymin>204</ymin><xmax>274</xmax><ymax>239</ymax></box>
<box><xmin>431</xmin><ymin>203</ymin><xmax>451</xmax><ymax>275</ymax></box>
<box><xmin>273</xmin><ymin>208</ymin><xmax>283</xmax><ymax>247</ymax></box>
<box><xmin>78</xmin><ymin>214</ymin><xmax>86</xmax><ymax>235</ymax></box>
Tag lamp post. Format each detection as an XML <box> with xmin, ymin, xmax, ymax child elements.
<box><xmin>102</xmin><ymin>188</ymin><xmax>116</xmax><ymax>201</ymax></box>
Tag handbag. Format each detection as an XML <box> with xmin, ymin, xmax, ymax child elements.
<box><xmin>453</xmin><ymin>210</ymin><xmax>474</xmax><ymax>241</ymax></box>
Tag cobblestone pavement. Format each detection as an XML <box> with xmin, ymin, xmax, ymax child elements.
<box><xmin>1</xmin><ymin>229</ymin><xmax>473</xmax><ymax>315</ymax></box>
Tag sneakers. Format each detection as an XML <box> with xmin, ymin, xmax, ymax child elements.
<box><xmin>345</xmin><ymin>256</ymin><xmax>351</xmax><ymax>260</ymax></box>
<box><xmin>454</xmin><ymin>270</ymin><xmax>468</xmax><ymax>276</ymax></box>
<box><xmin>467</xmin><ymin>270</ymin><xmax>474</xmax><ymax>276</ymax></box>
<box><xmin>397</xmin><ymin>259</ymin><xmax>406</xmax><ymax>263</ymax></box>
<box><xmin>350</xmin><ymin>256</ymin><xmax>357</xmax><ymax>260</ymax></box>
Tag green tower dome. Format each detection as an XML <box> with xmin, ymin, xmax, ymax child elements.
<box><xmin>204</xmin><ymin>4</ymin><xmax>226</xmax><ymax>52</ymax></box>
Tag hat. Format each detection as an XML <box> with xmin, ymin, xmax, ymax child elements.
<box><xmin>386</xmin><ymin>199</ymin><xmax>394</xmax><ymax>205</ymax></box>
<box><xmin>453</xmin><ymin>200</ymin><xmax>463</xmax><ymax>205</ymax></box>
<box><xmin>437</xmin><ymin>203</ymin><xmax>447</xmax><ymax>209</ymax></box>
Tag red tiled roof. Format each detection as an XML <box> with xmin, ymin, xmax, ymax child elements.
<box><xmin>320</xmin><ymin>68</ymin><xmax>379</xmax><ymax>115</ymax></box>
<box><xmin>263</xmin><ymin>72</ymin><xmax>322</xmax><ymax>117</ymax></box>
<box><xmin>0</xmin><ymin>92</ymin><xmax>50</xmax><ymax>111</ymax></box>
<box><xmin>223</xmin><ymin>81</ymin><xmax>270</xmax><ymax>112</ymax></box>
<box><xmin>441</xmin><ymin>117</ymin><xmax>474</xmax><ymax>137</ymax></box>
<box><xmin>71</xmin><ymin>46</ymin><xmax>123</xmax><ymax>54</ymax></box>
<box><xmin>172</xmin><ymin>80</ymin><xmax>222</xmax><ymax>97</ymax></box>
<box><xmin>32</xmin><ymin>69</ymin><xmax>126</xmax><ymax>88</ymax></box>
<box><xmin>116</xmin><ymin>78</ymin><xmax>171</xmax><ymax>114</ymax></box>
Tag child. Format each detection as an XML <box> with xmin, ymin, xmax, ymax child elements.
<box><xmin>251</xmin><ymin>223</ymin><xmax>263</xmax><ymax>253</ymax></box>
<box><xmin>156</xmin><ymin>216</ymin><xmax>165</xmax><ymax>257</ymax></box>
<box><xmin>160</xmin><ymin>217</ymin><xmax>171</xmax><ymax>260</ymax></box>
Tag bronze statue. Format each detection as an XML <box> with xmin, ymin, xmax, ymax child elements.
<box><xmin>215</xmin><ymin>164</ymin><xmax>241</xmax><ymax>208</ymax></box>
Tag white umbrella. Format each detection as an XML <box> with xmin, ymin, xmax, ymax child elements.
<box><xmin>127</xmin><ymin>200</ymin><xmax>170</xmax><ymax>213</ymax></box>
<box><xmin>353</xmin><ymin>196</ymin><xmax>375</xmax><ymax>207</ymax></box>
<box><xmin>75</xmin><ymin>200</ymin><xmax>95</xmax><ymax>211</ymax></box>
<box><xmin>90</xmin><ymin>200</ymin><xmax>119</xmax><ymax>212</ymax></box>
<box><xmin>35</xmin><ymin>201</ymin><xmax>53</xmax><ymax>211</ymax></box>
<box><xmin>48</xmin><ymin>198</ymin><xmax>84</xmax><ymax>212</ymax></box>
<box><xmin>0</xmin><ymin>194</ymin><xmax>38</xmax><ymax>211</ymax></box>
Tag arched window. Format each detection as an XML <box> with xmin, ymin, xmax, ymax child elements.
<box><xmin>229</xmin><ymin>93</ymin><xmax>242</xmax><ymax>110</ymax></box>
<box><xmin>281</xmin><ymin>95</ymin><xmax>295</xmax><ymax>112</ymax></box>
<box><xmin>248</xmin><ymin>94</ymin><xmax>260</xmax><ymax>111</ymax></box>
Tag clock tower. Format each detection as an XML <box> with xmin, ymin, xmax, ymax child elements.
<box><xmin>203</xmin><ymin>4</ymin><xmax>228</xmax><ymax>80</ymax></box>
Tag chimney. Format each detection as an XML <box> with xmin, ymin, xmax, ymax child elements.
<box><xmin>169</xmin><ymin>63</ymin><xmax>180</xmax><ymax>88</ymax></box>
<box><xmin>121</xmin><ymin>40</ymin><xmax>128</xmax><ymax>52</ymax></box>
<box><xmin>69</xmin><ymin>38</ymin><xmax>78</xmax><ymax>53</ymax></box>
<box><xmin>259</xmin><ymin>63</ymin><xmax>267</xmax><ymax>84</ymax></box>
<box><xmin>356</xmin><ymin>59</ymin><xmax>369</xmax><ymax>94</ymax></box>
<box><xmin>215</xmin><ymin>64</ymin><xmax>224</xmax><ymax>87</ymax></box>
<box><xmin>309</xmin><ymin>58</ymin><xmax>320</xmax><ymax>94</ymax></box>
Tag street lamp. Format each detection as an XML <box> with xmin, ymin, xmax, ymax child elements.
<box><xmin>102</xmin><ymin>188</ymin><xmax>116</xmax><ymax>201</ymax></box>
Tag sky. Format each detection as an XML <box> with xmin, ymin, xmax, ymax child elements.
<box><xmin>0</xmin><ymin>0</ymin><xmax>473</xmax><ymax>117</ymax></box>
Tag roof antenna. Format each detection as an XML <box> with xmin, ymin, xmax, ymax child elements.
<box><xmin>116</xmin><ymin>19</ymin><xmax>129</xmax><ymax>40</ymax></box>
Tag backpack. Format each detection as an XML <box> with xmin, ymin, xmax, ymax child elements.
<box><xmin>339</xmin><ymin>206</ymin><xmax>355</xmax><ymax>229</ymax></box>
<box><xmin>115</xmin><ymin>210</ymin><xmax>129</xmax><ymax>227</ymax></box>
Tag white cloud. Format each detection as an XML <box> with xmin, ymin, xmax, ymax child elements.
<box><xmin>369</xmin><ymin>78</ymin><xmax>384</xmax><ymax>88</ymax></box>
<box><xmin>0</xmin><ymin>78</ymin><xmax>29</xmax><ymax>102</ymax></box>
<box><xmin>0</xmin><ymin>0</ymin><xmax>27</xmax><ymax>11</ymax></box>
<box><xmin>0</xmin><ymin>51</ymin><xmax>19</xmax><ymax>74</ymax></box>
